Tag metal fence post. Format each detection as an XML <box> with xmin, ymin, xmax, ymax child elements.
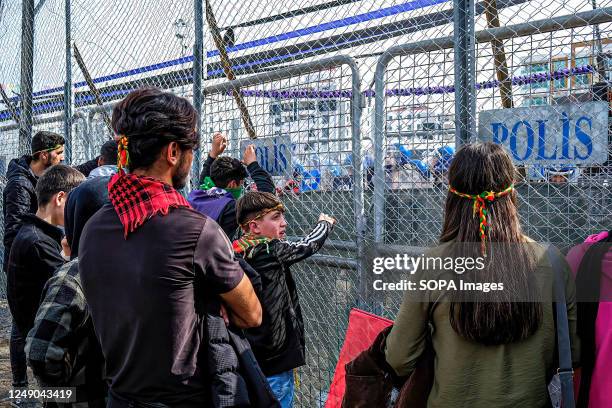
<box><xmin>230</xmin><ymin>117</ymin><xmax>239</xmax><ymax>154</ymax></box>
<box><xmin>347</xmin><ymin>60</ymin><xmax>366</xmax><ymax>307</ymax></box>
<box><xmin>192</xmin><ymin>0</ymin><xmax>204</xmax><ymax>187</ymax></box>
<box><xmin>373</xmin><ymin>54</ymin><xmax>393</xmax><ymax>245</ymax></box>
<box><xmin>454</xmin><ymin>0</ymin><xmax>476</xmax><ymax>146</ymax></box>
<box><xmin>19</xmin><ymin>0</ymin><xmax>35</xmax><ymax>155</ymax></box>
<box><xmin>64</xmin><ymin>0</ymin><xmax>72</xmax><ymax>164</ymax></box>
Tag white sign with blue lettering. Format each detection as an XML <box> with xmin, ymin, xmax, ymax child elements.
<box><xmin>240</xmin><ymin>136</ymin><xmax>292</xmax><ymax>176</ymax></box>
<box><xmin>478</xmin><ymin>102</ymin><xmax>608</xmax><ymax>164</ymax></box>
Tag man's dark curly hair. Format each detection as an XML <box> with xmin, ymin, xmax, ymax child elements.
<box><xmin>209</xmin><ymin>156</ymin><xmax>247</xmax><ymax>188</ymax></box>
<box><xmin>111</xmin><ymin>88</ymin><xmax>199</xmax><ymax>171</ymax></box>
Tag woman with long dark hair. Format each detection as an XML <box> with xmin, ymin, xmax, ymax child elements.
<box><xmin>385</xmin><ymin>142</ymin><xmax>579</xmax><ymax>407</ymax></box>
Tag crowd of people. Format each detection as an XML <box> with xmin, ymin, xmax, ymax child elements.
<box><xmin>1</xmin><ymin>87</ymin><xmax>609</xmax><ymax>408</ymax></box>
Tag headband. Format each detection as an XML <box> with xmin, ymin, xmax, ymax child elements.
<box><xmin>240</xmin><ymin>204</ymin><xmax>284</xmax><ymax>229</ymax></box>
<box><xmin>32</xmin><ymin>144</ymin><xmax>63</xmax><ymax>156</ymax></box>
<box><xmin>448</xmin><ymin>184</ymin><xmax>514</xmax><ymax>256</ymax></box>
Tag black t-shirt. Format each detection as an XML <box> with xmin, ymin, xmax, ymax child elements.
<box><xmin>79</xmin><ymin>204</ymin><xmax>244</xmax><ymax>407</ymax></box>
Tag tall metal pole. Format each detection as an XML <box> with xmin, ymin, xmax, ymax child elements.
<box><xmin>192</xmin><ymin>0</ymin><xmax>204</xmax><ymax>187</ymax></box>
<box><xmin>19</xmin><ymin>0</ymin><xmax>35</xmax><ymax>156</ymax></box>
<box><xmin>64</xmin><ymin>0</ymin><xmax>72</xmax><ymax>164</ymax></box>
<box><xmin>453</xmin><ymin>0</ymin><xmax>476</xmax><ymax>146</ymax></box>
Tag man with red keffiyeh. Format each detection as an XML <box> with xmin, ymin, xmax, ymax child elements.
<box><xmin>78</xmin><ymin>88</ymin><xmax>263</xmax><ymax>407</ymax></box>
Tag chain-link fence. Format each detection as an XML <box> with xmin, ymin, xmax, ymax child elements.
<box><xmin>366</xmin><ymin>6</ymin><xmax>612</xmax><ymax>328</ymax></box>
<box><xmin>1</xmin><ymin>0</ymin><xmax>612</xmax><ymax>404</ymax></box>
<box><xmin>373</xmin><ymin>8</ymin><xmax>612</xmax><ymax>249</ymax></box>
<box><xmin>201</xmin><ymin>56</ymin><xmax>364</xmax><ymax>406</ymax></box>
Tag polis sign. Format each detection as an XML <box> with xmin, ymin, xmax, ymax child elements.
<box><xmin>240</xmin><ymin>136</ymin><xmax>292</xmax><ymax>176</ymax></box>
<box><xmin>478</xmin><ymin>102</ymin><xmax>608</xmax><ymax>164</ymax></box>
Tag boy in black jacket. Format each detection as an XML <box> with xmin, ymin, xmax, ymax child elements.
<box><xmin>189</xmin><ymin>133</ymin><xmax>275</xmax><ymax>239</ymax></box>
<box><xmin>6</xmin><ymin>164</ymin><xmax>85</xmax><ymax>388</ymax></box>
<box><xmin>234</xmin><ymin>191</ymin><xmax>335</xmax><ymax>407</ymax></box>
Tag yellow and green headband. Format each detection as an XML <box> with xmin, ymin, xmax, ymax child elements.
<box><xmin>32</xmin><ymin>144</ymin><xmax>63</xmax><ymax>156</ymax></box>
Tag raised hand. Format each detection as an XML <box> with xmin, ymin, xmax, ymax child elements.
<box><xmin>318</xmin><ymin>213</ymin><xmax>337</xmax><ymax>226</ymax></box>
<box><xmin>210</xmin><ymin>133</ymin><xmax>228</xmax><ymax>158</ymax></box>
<box><xmin>242</xmin><ymin>144</ymin><xmax>257</xmax><ymax>166</ymax></box>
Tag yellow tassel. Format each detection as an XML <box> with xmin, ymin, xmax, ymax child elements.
<box><xmin>294</xmin><ymin>368</ymin><xmax>300</xmax><ymax>389</ymax></box>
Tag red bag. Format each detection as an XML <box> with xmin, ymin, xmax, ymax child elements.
<box><xmin>325</xmin><ymin>308</ymin><xmax>393</xmax><ymax>408</ymax></box>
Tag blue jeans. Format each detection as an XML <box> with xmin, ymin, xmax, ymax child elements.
<box><xmin>267</xmin><ymin>370</ymin><xmax>294</xmax><ymax>408</ymax></box>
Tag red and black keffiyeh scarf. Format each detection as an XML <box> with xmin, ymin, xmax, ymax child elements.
<box><xmin>108</xmin><ymin>171</ymin><xmax>191</xmax><ymax>238</ymax></box>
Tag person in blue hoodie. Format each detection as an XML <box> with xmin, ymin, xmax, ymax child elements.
<box><xmin>189</xmin><ymin>133</ymin><xmax>275</xmax><ymax>239</ymax></box>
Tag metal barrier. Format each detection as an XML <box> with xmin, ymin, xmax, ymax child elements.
<box><xmin>373</xmin><ymin>8</ymin><xmax>612</xmax><ymax>253</ymax></box>
<box><xmin>202</xmin><ymin>55</ymin><xmax>364</xmax><ymax>406</ymax></box>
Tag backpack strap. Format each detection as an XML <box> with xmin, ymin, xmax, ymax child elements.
<box><xmin>547</xmin><ymin>244</ymin><xmax>575</xmax><ymax>408</ymax></box>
